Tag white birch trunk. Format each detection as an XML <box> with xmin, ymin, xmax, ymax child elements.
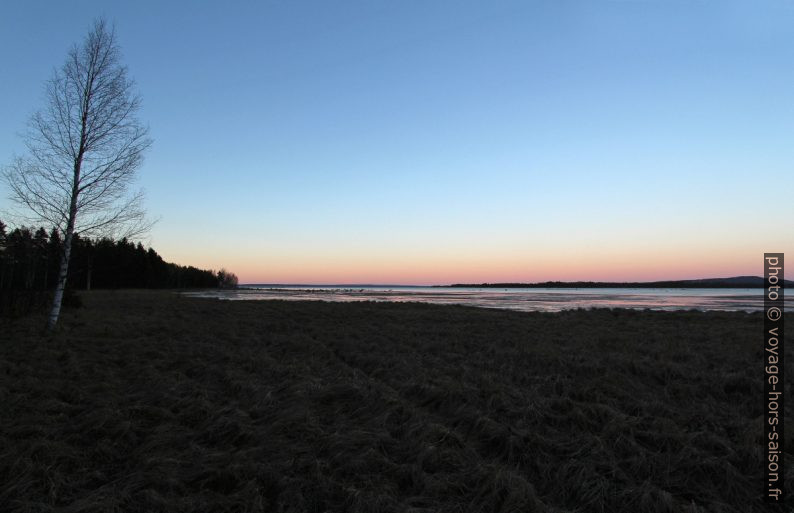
<box><xmin>47</xmin><ymin>230</ymin><xmax>73</xmax><ymax>330</ymax></box>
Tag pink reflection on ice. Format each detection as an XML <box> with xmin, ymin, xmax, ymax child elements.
<box><xmin>186</xmin><ymin>286</ymin><xmax>787</xmax><ymax>313</ymax></box>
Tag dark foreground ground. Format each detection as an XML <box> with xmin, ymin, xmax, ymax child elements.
<box><xmin>1</xmin><ymin>291</ymin><xmax>792</xmax><ymax>512</ymax></box>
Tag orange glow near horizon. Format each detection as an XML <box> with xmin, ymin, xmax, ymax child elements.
<box><xmin>162</xmin><ymin>244</ymin><xmax>778</xmax><ymax>285</ymax></box>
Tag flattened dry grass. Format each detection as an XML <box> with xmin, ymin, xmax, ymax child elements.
<box><xmin>0</xmin><ymin>290</ymin><xmax>791</xmax><ymax>512</ymax></box>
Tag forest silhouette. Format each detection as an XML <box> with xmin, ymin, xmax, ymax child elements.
<box><xmin>0</xmin><ymin>219</ymin><xmax>236</xmax><ymax>316</ymax></box>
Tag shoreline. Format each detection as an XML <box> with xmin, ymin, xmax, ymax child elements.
<box><xmin>186</xmin><ymin>287</ymin><xmax>779</xmax><ymax>314</ymax></box>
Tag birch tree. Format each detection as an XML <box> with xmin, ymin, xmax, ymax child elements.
<box><xmin>3</xmin><ymin>19</ymin><xmax>152</xmax><ymax>329</ymax></box>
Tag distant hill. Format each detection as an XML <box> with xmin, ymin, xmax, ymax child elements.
<box><xmin>447</xmin><ymin>276</ymin><xmax>794</xmax><ymax>289</ymax></box>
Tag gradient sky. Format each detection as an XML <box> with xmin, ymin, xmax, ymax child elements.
<box><xmin>1</xmin><ymin>1</ymin><xmax>793</xmax><ymax>284</ymax></box>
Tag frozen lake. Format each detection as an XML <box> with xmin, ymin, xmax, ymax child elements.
<box><xmin>186</xmin><ymin>286</ymin><xmax>788</xmax><ymax>312</ymax></box>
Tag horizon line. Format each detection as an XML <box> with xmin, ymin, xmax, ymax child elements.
<box><xmin>240</xmin><ymin>275</ymin><xmax>785</xmax><ymax>288</ymax></box>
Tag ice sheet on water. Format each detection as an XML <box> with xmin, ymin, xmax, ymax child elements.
<box><xmin>185</xmin><ymin>286</ymin><xmax>786</xmax><ymax>312</ymax></box>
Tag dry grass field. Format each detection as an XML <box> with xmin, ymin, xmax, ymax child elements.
<box><xmin>1</xmin><ymin>290</ymin><xmax>791</xmax><ymax>512</ymax></box>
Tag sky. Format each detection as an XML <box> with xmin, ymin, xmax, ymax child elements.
<box><xmin>1</xmin><ymin>0</ymin><xmax>793</xmax><ymax>284</ymax></box>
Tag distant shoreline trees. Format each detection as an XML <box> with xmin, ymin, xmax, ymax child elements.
<box><xmin>217</xmin><ymin>268</ymin><xmax>239</xmax><ymax>289</ymax></box>
<box><xmin>0</xmin><ymin>221</ymin><xmax>237</xmax><ymax>316</ymax></box>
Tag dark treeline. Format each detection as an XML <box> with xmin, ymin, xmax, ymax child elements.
<box><xmin>1</xmin><ymin>220</ymin><xmax>237</xmax><ymax>314</ymax></box>
<box><xmin>447</xmin><ymin>276</ymin><xmax>793</xmax><ymax>288</ymax></box>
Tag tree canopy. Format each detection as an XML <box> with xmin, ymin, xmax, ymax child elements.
<box><xmin>0</xmin><ymin>221</ymin><xmax>237</xmax><ymax>316</ymax></box>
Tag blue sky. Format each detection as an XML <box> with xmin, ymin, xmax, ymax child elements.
<box><xmin>1</xmin><ymin>1</ymin><xmax>793</xmax><ymax>283</ymax></box>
